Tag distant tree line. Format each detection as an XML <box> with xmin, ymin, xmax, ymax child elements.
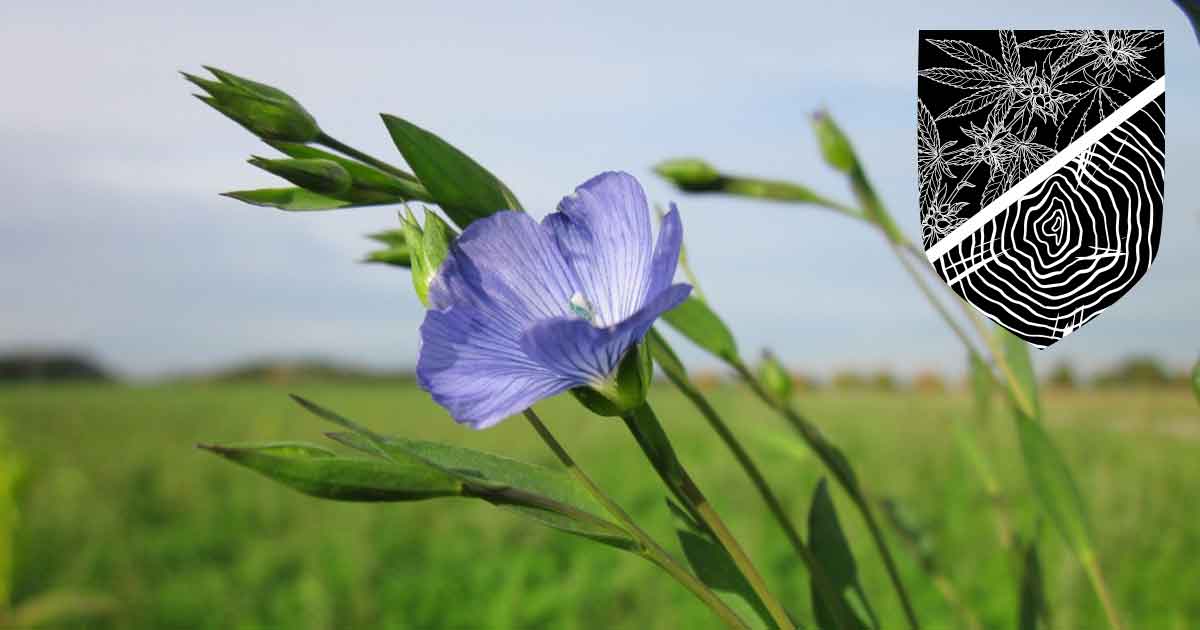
<box><xmin>0</xmin><ymin>353</ymin><xmax>111</xmax><ymax>383</ymax></box>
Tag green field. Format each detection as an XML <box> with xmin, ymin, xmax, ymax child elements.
<box><xmin>2</xmin><ymin>381</ymin><xmax>1197</xmax><ymax>629</ymax></box>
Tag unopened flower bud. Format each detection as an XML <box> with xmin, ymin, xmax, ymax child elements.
<box><xmin>249</xmin><ymin>157</ymin><xmax>352</xmax><ymax>196</ymax></box>
<box><xmin>653</xmin><ymin>158</ymin><xmax>724</xmax><ymax>192</ymax></box>
<box><xmin>184</xmin><ymin>66</ymin><xmax>321</xmax><ymax>142</ymax></box>
<box><xmin>758</xmin><ymin>350</ymin><xmax>793</xmax><ymax>404</ymax></box>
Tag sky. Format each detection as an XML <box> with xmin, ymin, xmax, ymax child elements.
<box><xmin>1</xmin><ymin>1</ymin><xmax>1197</xmax><ymax>379</ymax></box>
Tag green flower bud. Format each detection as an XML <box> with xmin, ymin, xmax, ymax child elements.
<box><xmin>184</xmin><ymin>66</ymin><xmax>320</xmax><ymax>142</ymax></box>
<box><xmin>571</xmin><ymin>342</ymin><xmax>653</xmax><ymax>417</ymax></box>
<box><xmin>758</xmin><ymin>350</ymin><xmax>793</xmax><ymax>404</ymax></box>
<box><xmin>402</xmin><ymin>208</ymin><xmax>456</xmax><ymax>306</ymax></box>
<box><xmin>653</xmin><ymin>158</ymin><xmax>724</xmax><ymax>191</ymax></box>
<box><xmin>248</xmin><ymin>157</ymin><xmax>352</xmax><ymax>196</ymax></box>
<box><xmin>810</xmin><ymin>110</ymin><xmax>858</xmax><ymax>174</ymax></box>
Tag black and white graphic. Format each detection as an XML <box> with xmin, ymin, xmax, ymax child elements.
<box><xmin>918</xmin><ymin>30</ymin><xmax>1165</xmax><ymax>348</ymax></box>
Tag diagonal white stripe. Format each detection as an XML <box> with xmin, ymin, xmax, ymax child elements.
<box><xmin>926</xmin><ymin>76</ymin><xmax>1166</xmax><ymax>262</ymax></box>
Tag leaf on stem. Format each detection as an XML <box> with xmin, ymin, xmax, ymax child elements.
<box><xmin>661</xmin><ymin>297</ymin><xmax>738</xmax><ymax>363</ymax></box>
<box><xmin>326</xmin><ymin>431</ymin><xmax>635</xmax><ymax>549</ymax></box>
<box><xmin>808</xmin><ymin>479</ymin><xmax>875</xmax><ymax>630</ymax></box>
<box><xmin>668</xmin><ymin>500</ymin><xmax>775</xmax><ymax>629</ymax></box>
<box><xmin>381</xmin><ymin>115</ymin><xmax>522</xmax><ymax>228</ymax></box>
<box><xmin>1017</xmin><ymin>536</ymin><xmax>1047</xmax><ymax>630</ymax></box>
<box><xmin>197</xmin><ymin>441</ymin><xmax>462</xmax><ymax>501</ymax></box>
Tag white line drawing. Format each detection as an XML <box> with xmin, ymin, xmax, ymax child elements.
<box><xmin>918</xmin><ymin>30</ymin><xmax>1164</xmax><ymax>347</ymax></box>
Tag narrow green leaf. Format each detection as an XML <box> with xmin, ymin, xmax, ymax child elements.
<box><xmin>1191</xmin><ymin>358</ymin><xmax>1199</xmax><ymax>405</ymax></box>
<box><xmin>968</xmin><ymin>352</ymin><xmax>994</xmax><ymax>421</ymax></box>
<box><xmin>808</xmin><ymin>478</ymin><xmax>874</xmax><ymax>630</ymax></box>
<box><xmin>646</xmin><ymin>327</ymin><xmax>688</xmax><ymax>382</ymax></box>
<box><xmin>953</xmin><ymin>418</ymin><xmax>1000</xmax><ymax>498</ymax></box>
<box><xmin>995</xmin><ymin>327</ymin><xmax>1041</xmax><ymax>419</ymax></box>
<box><xmin>381</xmin><ymin>114</ymin><xmax>522</xmax><ymax>227</ymax></box>
<box><xmin>1018</xmin><ymin>538</ymin><xmax>1047</xmax><ymax>630</ymax></box>
<box><xmin>667</xmin><ymin>500</ymin><xmax>772</xmax><ymax>629</ymax></box>
<box><xmin>221</xmin><ymin>187</ymin><xmax>384</xmax><ymax>211</ymax></box>
<box><xmin>326</xmin><ymin>432</ymin><xmax>635</xmax><ymax>549</ymax></box>
<box><xmin>363</xmin><ymin>245</ymin><xmax>412</xmax><ymax>268</ymax></box>
<box><xmin>289</xmin><ymin>395</ymin><xmax>399</xmax><ymax>462</ymax></box>
<box><xmin>266</xmin><ymin>141</ymin><xmax>432</xmax><ymax>200</ymax></box>
<box><xmin>1015</xmin><ymin>407</ymin><xmax>1092</xmax><ymax>558</ymax></box>
<box><xmin>367</xmin><ymin>228</ymin><xmax>407</xmax><ymax>247</ymax></box>
<box><xmin>809</xmin><ymin>110</ymin><xmax>904</xmax><ymax>243</ymax></box>
<box><xmin>197</xmin><ymin>441</ymin><xmax>463</xmax><ymax>502</ymax></box>
<box><xmin>661</xmin><ymin>297</ymin><xmax>738</xmax><ymax>362</ymax></box>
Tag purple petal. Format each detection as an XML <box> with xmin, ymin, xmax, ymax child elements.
<box><xmin>545</xmin><ymin>172</ymin><xmax>654</xmax><ymax>327</ymax></box>
<box><xmin>418</xmin><ymin>211</ymin><xmax>582</xmax><ymax>428</ymax></box>
<box><xmin>418</xmin><ymin>307</ymin><xmax>573</xmax><ymax>428</ymax></box>
<box><xmin>646</xmin><ymin>203</ymin><xmax>683</xmax><ymax>298</ymax></box>
<box><xmin>519</xmin><ymin>283</ymin><xmax>692</xmax><ymax>385</ymax></box>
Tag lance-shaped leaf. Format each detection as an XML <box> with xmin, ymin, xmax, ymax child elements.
<box><xmin>661</xmin><ymin>297</ymin><xmax>738</xmax><ymax>363</ymax></box>
<box><xmin>363</xmin><ymin>245</ymin><xmax>412</xmax><ymax>267</ymax></box>
<box><xmin>995</xmin><ymin>327</ymin><xmax>1041</xmax><ymax>419</ymax></box>
<box><xmin>1191</xmin><ymin>358</ymin><xmax>1199</xmax><ymax>405</ymax></box>
<box><xmin>668</xmin><ymin>500</ymin><xmax>772</xmax><ymax>629</ymax></box>
<box><xmin>381</xmin><ymin>115</ymin><xmax>522</xmax><ymax>228</ymax></box>
<box><xmin>267</xmin><ymin>141</ymin><xmax>433</xmax><ymax>201</ymax></box>
<box><xmin>197</xmin><ymin>441</ymin><xmax>463</xmax><ymax>501</ymax></box>
<box><xmin>808</xmin><ymin>479</ymin><xmax>875</xmax><ymax>630</ymax></box>
<box><xmin>326</xmin><ymin>431</ymin><xmax>635</xmax><ymax>549</ymax></box>
<box><xmin>1017</xmin><ymin>537</ymin><xmax>1047</xmax><ymax>630</ymax></box>
<box><xmin>810</xmin><ymin>111</ymin><xmax>905</xmax><ymax>244</ymax></box>
<box><xmin>1015</xmin><ymin>407</ymin><xmax>1092</xmax><ymax>561</ymax></box>
<box><xmin>291</xmin><ymin>395</ymin><xmax>632</xmax><ymax>548</ymax></box>
<box><xmin>646</xmin><ymin>327</ymin><xmax>688</xmax><ymax>383</ymax></box>
<box><xmin>968</xmin><ymin>351</ymin><xmax>994</xmax><ymax>422</ymax></box>
<box><xmin>364</xmin><ymin>229</ymin><xmax>413</xmax><ymax>267</ymax></box>
<box><xmin>222</xmin><ymin>187</ymin><xmax>387</xmax><ymax>211</ymax></box>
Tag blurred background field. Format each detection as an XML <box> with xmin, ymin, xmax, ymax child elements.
<box><xmin>2</xmin><ymin>374</ymin><xmax>1196</xmax><ymax>629</ymax></box>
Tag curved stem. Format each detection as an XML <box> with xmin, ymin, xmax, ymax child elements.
<box><xmin>1082</xmin><ymin>551</ymin><xmax>1125</xmax><ymax>630</ymax></box>
<box><xmin>730</xmin><ymin>359</ymin><xmax>921</xmax><ymax>630</ymax></box>
<box><xmin>650</xmin><ymin>333</ymin><xmax>850</xmax><ymax>629</ymax></box>
<box><xmin>522</xmin><ymin>409</ymin><xmax>748</xmax><ymax>629</ymax></box>
<box><xmin>893</xmin><ymin>241</ymin><xmax>984</xmax><ymax>360</ymax></box>
<box><xmin>622</xmin><ymin>403</ymin><xmax>795</xmax><ymax>630</ymax></box>
<box><xmin>316</xmin><ymin>132</ymin><xmax>421</xmax><ymax>183</ymax></box>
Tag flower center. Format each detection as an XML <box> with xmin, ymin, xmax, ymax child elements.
<box><xmin>569</xmin><ymin>292</ymin><xmax>597</xmax><ymax>324</ymax></box>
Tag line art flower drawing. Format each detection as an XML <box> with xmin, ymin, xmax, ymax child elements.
<box><xmin>416</xmin><ymin>171</ymin><xmax>692</xmax><ymax>428</ymax></box>
<box><xmin>917</xmin><ymin>29</ymin><xmax>1162</xmax><ymax>247</ymax></box>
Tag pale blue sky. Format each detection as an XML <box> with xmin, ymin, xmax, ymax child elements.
<box><xmin>1</xmin><ymin>1</ymin><xmax>1196</xmax><ymax>378</ymax></box>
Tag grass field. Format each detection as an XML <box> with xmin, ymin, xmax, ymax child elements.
<box><xmin>1</xmin><ymin>381</ymin><xmax>1197</xmax><ymax>629</ymax></box>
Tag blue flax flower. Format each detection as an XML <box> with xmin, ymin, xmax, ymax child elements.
<box><xmin>417</xmin><ymin>171</ymin><xmax>691</xmax><ymax>428</ymax></box>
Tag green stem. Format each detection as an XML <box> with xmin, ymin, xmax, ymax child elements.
<box><xmin>622</xmin><ymin>403</ymin><xmax>795</xmax><ymax>630</ymax></box>
<box><xmin>522</xmin><ymin>409</ymin><xmax>748</xmax><ymax>629</ymax></box>
<box><xmin>316</xmin><ymin>132</ymin><xmax>421</xmax><ymax>183</ymax></box>
<box><xmin>1081</xmin><ymin>551</ymin><xmax>1125</xmax><ymax>630</ymax></box>
<box><xmin>650</xmin><ymin>333</ymin><xmax>850</xmax><ymax>629</ymax></box>
<box><xmin>730</xmin><ymin>359</ymin><xmax>921</xmax><ymax>630</ymax></box>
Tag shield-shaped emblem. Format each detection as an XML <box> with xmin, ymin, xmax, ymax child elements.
<box><xmin>918</xmin><ymin>30</ymin><xmax>1165</xmax><ymax>348</ymax></box>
